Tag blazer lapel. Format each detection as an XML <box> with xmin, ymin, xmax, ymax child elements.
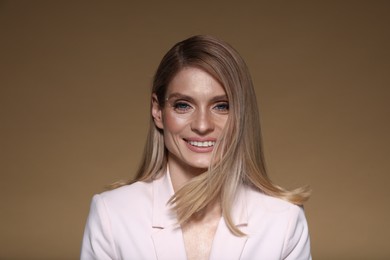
<box><xmin>151</xmin><ymin>225</ymin><xmax>186</xmax><ymax>260</ymax></box>
<box><xmin>150</xmin><ymin>171</ymin><xmax>187</xmax><ymax>260</ymax></box>
<box><xmin>209</xmin><ymin>186</ymin><xmax>249</xmax><ymax>259</ymax></box>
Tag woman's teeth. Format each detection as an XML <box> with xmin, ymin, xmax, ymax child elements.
<box><xmin>188</xmin><ymin>141</ymin><xmax>215</xmax><ymax>147</ymax></box>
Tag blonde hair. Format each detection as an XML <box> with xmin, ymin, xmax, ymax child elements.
<box><xmin>126</xmin><ymin>35</ymin><xmax>310</xmax><ymax>236</ymax></box>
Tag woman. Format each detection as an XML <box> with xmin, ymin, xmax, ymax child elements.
<box><xmin>81</xmin><ymin>35</ymin><xmax>311</xmax><ymax>260</ymax></box>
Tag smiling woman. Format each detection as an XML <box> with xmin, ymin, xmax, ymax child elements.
<box><xmin>81</xmin><ymin>35</ymin><xmax>312</xmax><ymax>260</ymax></box>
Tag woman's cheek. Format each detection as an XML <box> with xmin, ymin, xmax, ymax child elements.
<box><xmin>163</xmin><ymin>113</ymin><xmax>189</xmax><ymax>132</ymax></box>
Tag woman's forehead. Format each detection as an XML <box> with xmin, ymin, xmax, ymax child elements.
<box><xmin>166</xmin><ymin>67</ymin><xmax>226</xmax><ymax>97</ymax></box>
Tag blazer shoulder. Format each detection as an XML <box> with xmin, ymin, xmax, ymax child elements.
<box><xmin>245</xmin><ymin>185</ymin><xmax>303</xmax><ymax>214</ymax></box>
<box><xmin>241</xmin><ymin>186</ymin><xmax>311</xmax><ymax>259</ymax></box>
<box><xmin>81</xmin><ymin>181</ymin><xmax>156</xmax><ymax>259</ymax></box>
<box><xmin>243</xmin><ymin>186</ymin><xmax>309</xmax><ymax>240</ymax></box>
<box><xmin>96</xmin><ymin>181</ymin><xmax>153</xmax><ymax>212</ymax></box>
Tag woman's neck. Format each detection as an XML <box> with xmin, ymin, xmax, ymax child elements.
<box><xmin>167</xmin><ymin>158</ymin><xmax>207</xmax><ymax>192</ymax></box>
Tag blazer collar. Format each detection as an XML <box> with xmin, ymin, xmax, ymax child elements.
<box><xmin>152</xmin><ymin>169</ymin><xmax>177</xmax><ymax>229</ymax></box>
<box><xmin>151</xmin><ymin>169</ymin><xmax>187</xmax><ymax>260</ymax></box>
<box><xmin>151</xmin><ymin>169</ymin><xmax>250</xmax><ymax>259</ymax></box>
<box><xmin>209</xmin><ymin>185</ymin><xmax>249</xmax><ymax>259</ymax></box>
<box><xmin>231</xmin><ymin>184</ymin><xmax>249</xmax><ymax>227</ymax></box>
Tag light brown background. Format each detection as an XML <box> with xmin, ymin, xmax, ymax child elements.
<box><xmin>1</xmin><ymin>1</ymin><xmax>389</xmax><ymax>259</ymax></box>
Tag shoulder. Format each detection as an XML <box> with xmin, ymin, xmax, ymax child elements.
<box><xmin>241</xmin><ymin>186</ymin><xmax>311</xmax><ymax>259</ymax></box>
<box><xmin>81</xmin><ymin>181</ymin><xmax>157</xmax><ymax>259</ymax></box>
<box><xmin>243</xmin><ymin>186</ymin><xmax>307</xmax><ymax>231</ymax></box>
<box><xmin>244</xmin><ymin>185</ymin><xmax>299</xmax><ymax>211</ymax></box>
<box><xmin>90</xmin><ymin>181</ymin><xmax>153</xmax><ymax>219</ymax></box>
<box><xmin>99</xmin><ymin>181</ymin><xmax>152</xmax><ymax>204</ymax></box>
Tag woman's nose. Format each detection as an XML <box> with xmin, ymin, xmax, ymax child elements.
<box><xmin>190</xmin><ymin>109</ymin><xmax>214</xmax><ymax>134</ymax></box>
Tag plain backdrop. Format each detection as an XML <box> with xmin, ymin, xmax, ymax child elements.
<box><xmin>1</xmin><ymin>1</ymin><xmax>389</xmax><ymax>259</ymax></box>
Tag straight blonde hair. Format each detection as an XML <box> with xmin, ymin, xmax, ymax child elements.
<box><xmin>122</xmin><ymin>35</ymin><xmax>310</xmax><ymax>236</ymax></box>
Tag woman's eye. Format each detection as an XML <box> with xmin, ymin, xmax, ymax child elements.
<box><xmin>214</xmin><ymin>102</ymin><xmax>229</xmax><ymax>112</ymax></box>
<box><xmin>173</xmin><ymin>102</ymin><xmax>192</xmax><ymax>112</ymax></box>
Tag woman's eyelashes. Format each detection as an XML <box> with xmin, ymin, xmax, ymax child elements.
<box><xmin>173</xmin><ymin>101</ymin><xmax>192</xmax><ymax>113</ymax></box>
<box><xmin>213</xmin><ymin>102</ymin><xmax>229</xmax><ymax>113</ymax></box>
<box><xmin>171</xmin><ymin>100</ymin><xmax>229</xmax><ymax>114</ymax></box>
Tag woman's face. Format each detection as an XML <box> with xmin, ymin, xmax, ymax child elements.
<box><xmin>152</xmin><ymin>67</ymin><xmax>229</xmax><ymax>172</ymax></box>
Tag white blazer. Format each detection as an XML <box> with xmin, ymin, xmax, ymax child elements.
<box><xmin>81</xmin><ymin>171</ymin><xmax>311</xmax><ymax>259</ymax></box>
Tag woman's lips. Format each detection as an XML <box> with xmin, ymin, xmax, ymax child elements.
<box><xmin>184</xmin><ymin>139</ymin><xmax>216</xmax><ymax>153</ymax></box>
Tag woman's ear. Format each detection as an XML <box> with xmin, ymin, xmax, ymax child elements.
<box><xmin>151</xmin><ymin>94</ymin><xmax>164</xmax><ymax>130</ymax></box>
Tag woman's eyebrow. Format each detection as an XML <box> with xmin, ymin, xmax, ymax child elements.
<box><xmin>210</xmin><ymin>95</ymin><xmax>228</xmax><ymax>102</ymax></box>
<box><xmin>166</xmin><ymin>93</ymin><xmax>228</xmax><ymax>103</ymax></box>
<box><xmin>166</xmin><ymin>93</ymin><xmax>194</xmax><ymax>102</ymax></box>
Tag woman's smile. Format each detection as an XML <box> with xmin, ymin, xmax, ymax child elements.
<box><xmin>186</xmin><ymin>140</ymin><xmax>216</xmax><ymax>147</ymax></box>
<box><xmin>184</xmin><ymin>138</ymin><xmax>217</xmax><ymax>153</ymax></box>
